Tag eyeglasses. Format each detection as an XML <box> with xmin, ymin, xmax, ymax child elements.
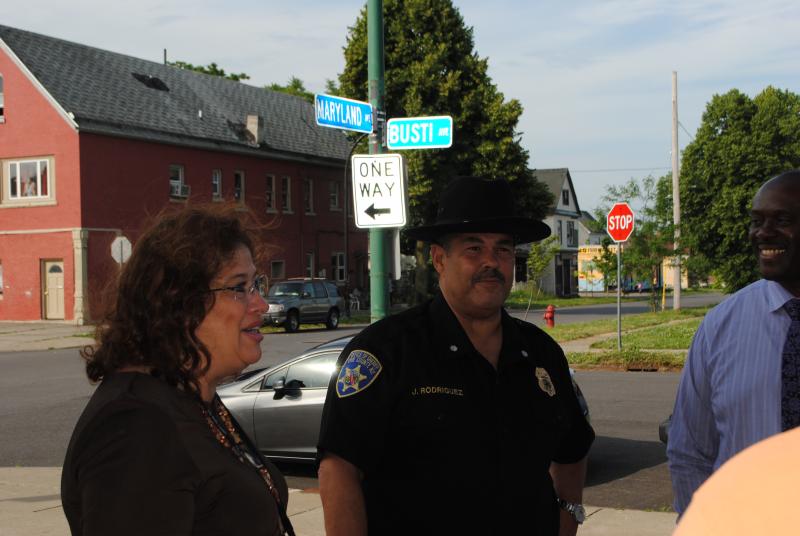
<box><xmin>209</xmin><ymin>274</ymin><xmax>268</xmax><ymax>302</ymax></box>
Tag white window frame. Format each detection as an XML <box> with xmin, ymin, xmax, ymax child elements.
<box><xmin>332</xmin><ymin>252</ymin><xmax>345</xmax><ymax>282</ymax></box>
<box><xmin>304</xmin><ymin>178</ymin><xmax>314</xmax><ymax>215</ymax></box>
<box><xmin>557</xmin><ymin>220</ymin><xmax>563</xmax><ymax>245</ymax></box>
<box><xmin>304</xmin><ymin>252</ymin><xmax>314</xmax><ymax>278</ymax></box>
<box><xmin>329</xmin><ymin>180</ymin><xmax>341</xmax><ymax>211</ymax></box>
<box><xmin>281</xmin><ymin>176</ymin><xmax>293</xmax><ymax>213</ymax></box>
<box><xmin>212</xmin><ymin>169</ymin><xmax>222</xmax><ymax>200</ymax></box>
<box><xmin>567</xmin><ymin>221</ymin><xmax>578</xmax><ymax>247</ymax></box>
<box><xmin>2</xmin><ymin>157</ymin><xmax>55</xmax><ymax>205</ymax></box>
<box><xmin>266</xmin><ymin>174</ymin><xmax>276</xmax><ymax>212</ymax></box>
<box><xmin>233</xmin><ymin>170</ymin><xmax>245</xmax><ymax>204</ymax></box>
<box><xmin>270</xmin><ymin>260</ymin><xmax>285</xmax><ymax>280</ymax></box>
<box><xmin>0</xmin><ymin>74</ymin><xmax>5</xmax><ymax>123</ymax></box>
<box><xmin>169</xmin><ymin>164</ymin><xmax>189</xmax><ymax>199</ymax></box>
<box><xmin>562</xmin><ymin>189</ymin><xmax>570</xmax><ymax>205</ymax></box>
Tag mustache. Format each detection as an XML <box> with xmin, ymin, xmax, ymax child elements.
<box><xmin>471</xmin><ymin>268</ymin><xmax>506</xmax><ymax>284</ymax></box>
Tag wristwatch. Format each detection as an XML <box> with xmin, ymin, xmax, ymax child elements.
<box><xmin>557</xmin><ymin>498</ymin><xmax>586</xmax><ymax>524</ymax></box>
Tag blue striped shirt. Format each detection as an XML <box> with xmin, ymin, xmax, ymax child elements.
<box><xmin>667</xmin><ymin>279</ymin><xmax>796</xmax><ymax>514</ymax></box>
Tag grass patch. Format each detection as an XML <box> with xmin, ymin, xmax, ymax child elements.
<box><xmin>590</xmin><ymin>317</ymin><xmax>703</xmax><ymax>350</ymax></box>
<box><xmin>505</xmin><ymin>290</ymin><xmax>636</xmax><ymax>309</ymax></box>
<box><xmin>567</xmin><ymin>349</ymin><xmax>687</xmax><ymax>370</ymax></box>
<box><xmin>547</xmin><ymin>307</ymin><xmax>710</xmax><ymax>343</ymax></box>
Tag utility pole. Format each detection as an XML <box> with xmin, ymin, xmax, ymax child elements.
<box><xmin>367</xmin><ymin>0</ymin><xmax>389</xmax><ymax>322</ymax></box>
<box><xmin>671</xmin><ymin>71</ymin><xmax>682</xmax><ymax>310</ymax></box>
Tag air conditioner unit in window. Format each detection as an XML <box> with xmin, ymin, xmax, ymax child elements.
<box><xmin>169</xmin><ymin>182</ymin><xmax>191</xmax><ymax>198</ymax></box>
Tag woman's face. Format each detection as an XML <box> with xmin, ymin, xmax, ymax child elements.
<box><xmin>196</xmin><ymin>245</ymin><xmax>267</xmax><ymax>382</ymax></box>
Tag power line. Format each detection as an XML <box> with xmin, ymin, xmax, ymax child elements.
<box><xmin>678</xmin><ymin>121</ymin><xmax>694</xmax><ymax>141</ymax></box>
<box><xmin>570</xmin><ymin>167</ymin><xmax>670</xmax><ymax>173</ymax></box>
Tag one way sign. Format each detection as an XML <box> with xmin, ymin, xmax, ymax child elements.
<box><xmin>351</xmin><ymin>154</ymin><xmax>407</xmax><ymax>229</ymax></box>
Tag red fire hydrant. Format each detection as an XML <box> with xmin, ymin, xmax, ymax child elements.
<box><xmin>544</xmin><ymin>304</ymin><xmax>556</xmax><ymax>328</ymax></box>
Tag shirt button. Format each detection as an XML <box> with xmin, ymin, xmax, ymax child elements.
<box><xmin>450</xmin><ymin>345</ymin><xmax>458</xmax><ymax>352</ymax></box>
<box><xmin>521</xmin><ymin>350</ymin><xmax>528</xmax><ymax>357</ymax></box>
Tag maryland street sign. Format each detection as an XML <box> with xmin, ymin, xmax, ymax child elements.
<box><xmin>315</xmin><ymin>94</ymin><xmax>373</xmax><ymax>134</ymax></box>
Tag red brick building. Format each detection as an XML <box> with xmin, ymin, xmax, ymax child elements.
<box><xmin>0</xmin><ymin>25</ymin><xmax>368</xmax><ymax>323</ymax></box>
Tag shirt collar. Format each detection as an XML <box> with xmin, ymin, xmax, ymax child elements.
<box><xmin>428</xmin><ymin>292</ymin><xmax>528</xmax><ymax>368</ymax></box>
<box><xmin>763</xmin><ymin>279</ymin><xmax>798</xmax><ymax>314</ymax></box>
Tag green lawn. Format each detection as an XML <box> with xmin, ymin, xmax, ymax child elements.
<box><xmin>547</xmin><ymin>307</ymin><xmax>709</xmax><ymax>343</ymax></box>
<box><xmin>590</xmin><ymin>317</ymin><xmax>704</xmax><ymax>350</ymax></box>
<box><xmin>567</xmin><ymin>349</ymin><xmax>687</xmax><ymax>370</ymax></box>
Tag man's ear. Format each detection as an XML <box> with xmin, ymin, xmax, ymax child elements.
<box><xmin>430</xmin><ymin>244</ymin><xmax>446</xmax><ymax>275</ymax></box>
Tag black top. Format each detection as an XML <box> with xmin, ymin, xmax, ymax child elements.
<box><xmin>317</xmin><ymin>293</ymin><xmax>594</xmax><ymax>536</ymax></box>
<box><xmin>61</xmin><ymin>372</ymin><xmax>289</xmax><ymax>536</ymax></box>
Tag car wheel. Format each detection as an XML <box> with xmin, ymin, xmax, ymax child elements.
<box><xmin>326</xmin><ymin>308</ymin><xmax>340</xmax><ymax>330</ymax></box>
<box><xmin>285</xmin><ymin>311</ymin><xmax>300</xmax><ymax>333</ymax></box>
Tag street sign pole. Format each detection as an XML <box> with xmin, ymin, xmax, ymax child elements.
<box><xmin>607</xmin><ymin>202</ymin><xmax>635</xmax><ymax>351</ymax></box>
<box><xmin>368</xmin><ymin>0</ymin><xmax>388</xmax><ymax>322</ymax></box>
<box><xmin>617</xmin><ymin>245</ymin><xmax>622</xmax><ymax>350</ymax></box>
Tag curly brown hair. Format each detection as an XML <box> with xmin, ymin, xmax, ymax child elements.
<box><xmin>83</xmin><ymin>204</ymin><xmax>262</xmax><ymax>394</ymax></box>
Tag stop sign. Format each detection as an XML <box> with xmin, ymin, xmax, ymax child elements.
<box><xmin>606</xmin><ymin>202</ymin><xmax>635</xmax><ymax>242</ymax></box>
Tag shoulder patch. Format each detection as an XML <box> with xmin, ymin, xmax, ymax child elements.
<box><xmin>336</xmin><ymin>350</ymin><xmax>382</xmax><ymax>398</ymax></box>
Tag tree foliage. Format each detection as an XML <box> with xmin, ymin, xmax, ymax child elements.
<box><xmin>680</xmin><ymin>86</ymin><xmax>800</xmax><ymax>291</ymax></box>
<box><xmin>526</xmin><ymin>236</ymin><xmax>560</xmax><ymax>294</ymax></box>
<box><xmin>267</xmin><ymin>76</ymin><xmax>315</xmax><ymax>103</ymax></box>
<box><xmin>594</xmin><ymin>175</ymin><xmax>674</xmax><ymax>309</ymax></box>
<box><xmin>339</xmin><ymin>0</ymin><xmax>553</xmax><ymax>301</ymax></box>
<box><xmin>168</xmin><ymin>61</ymin><xmax>250</xmax><ymax>81</ymax></box>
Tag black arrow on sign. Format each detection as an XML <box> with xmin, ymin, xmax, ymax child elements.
<box><xmin>365</xmin><ymin>203</ymin><xmax>391</xmax><ymax>219</ymax></box>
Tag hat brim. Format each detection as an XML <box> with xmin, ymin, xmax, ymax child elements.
<box><xmin>404</xmin><ymin>218</ymin><xmax>552</xmax><ymax>244</ymax></box>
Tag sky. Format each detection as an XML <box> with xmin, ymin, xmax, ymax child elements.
<box><xmin>4</xmin><ymin>0</ymin><xmax>800</xmax><ymax>213</ymax></box>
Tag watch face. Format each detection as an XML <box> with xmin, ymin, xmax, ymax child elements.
<box><xmin>574</xmin><ymin>505</ymin><xmax>586</xmax><ymax>524</ymax></box>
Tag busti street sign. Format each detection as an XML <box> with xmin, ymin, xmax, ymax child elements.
<box><xmin>351</xmin><ymin>154</ymin><xmax>407</xmax><ymax>229</ymax></box>
<box><xmin>606</xmin><ymin>202</ymin><xmax>635</xmax><ymax>242</ymax></box>
<box><xmin>386</xmin><ymin>116</ymin><xmax>453</xmax><ymax>150</ymax></box>
<box><xmin>315</xmin><ymin>94</ymin><xmax>373</xmax><ymax>134</ymax></box>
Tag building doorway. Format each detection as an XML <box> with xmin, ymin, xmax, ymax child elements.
<box><xmin>42</xmin><ymin>260</ymin><xmax>65</xmax><ymax>319</ymax></box>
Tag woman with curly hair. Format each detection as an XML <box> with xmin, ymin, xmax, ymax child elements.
<box><xmin>61</xmin><ymin>206</ymin><xmax>295</xmax><ymax>536</ymax></box>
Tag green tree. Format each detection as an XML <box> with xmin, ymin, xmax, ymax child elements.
<box><xmin>681</xmin><ymin>86</ymin><xmax>800</xmax><ymax>291</ymax></box>
<box><xmin>526</xmin><ymin>235</ymin><xmax>560</xmax><ymax>294</ymax></box>
<box><xmin>267</xmin><ymin>76</ymin><xmax>314</xmax><ymax>103</ymax></box>
<box><xmin>168</xmin><ymin>60</ymin><xmax>250</xmax><ymax>81</ymax></box>
<box><xmin>339</xmin><ymin>0</ymin><xmax>553</xmax><ymax>302</ymax></box>
<box><xmin>596</xmin><ymin>175</ymin><xmax>673</xmax><ymax>310</ymax></box>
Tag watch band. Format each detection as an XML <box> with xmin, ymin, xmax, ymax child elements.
<box><xmin>557</xmin><ymin>498</ymin><xmax>586</xmax><ymax>524</ymax></box>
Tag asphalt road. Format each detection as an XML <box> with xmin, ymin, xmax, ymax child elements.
<box><xmin>1</xmin><ymin>294</ymin><xmax>725</xmax><ymax>509</ymax></box>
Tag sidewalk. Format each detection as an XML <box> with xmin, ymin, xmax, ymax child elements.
<box><xmin>0</xmin><ymin>323</ymin><xmax>93</xmax><ymax>353</ymax></box>
<box><xmin>1</xmin><ymin>468</ymin><xmax>677</xmax><ymax>536</ymax></box>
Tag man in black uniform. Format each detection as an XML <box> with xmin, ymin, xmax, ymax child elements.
<box><xmin>317</xmin><ymin>176</ymin><xmax>594</xmax><ymax>536</ymax></box>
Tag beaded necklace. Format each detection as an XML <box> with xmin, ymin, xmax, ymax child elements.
<box><xmin>200</xmin><ymin>395</ymin><xmax>295</xmax><ymax>536</ymax></box>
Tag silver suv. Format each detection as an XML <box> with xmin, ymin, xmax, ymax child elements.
<box><xmin>262</xmin><ymin>278</ymin><xmax>345</xmax><ymax>332</ymax></box>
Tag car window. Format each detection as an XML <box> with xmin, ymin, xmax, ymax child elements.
<box><xmin>262</xmin><ymin>368</ymin><xmax>286</xmax><ymax>389</ymax></box>
<box><xmin>268</xmin><ymin>282</ymin><xmax>302</xmax><ymax>297</ymax></box>
<box><xmin>325</xmin><ymin>282</ymin><xmax>339</xmax><ymax>298</ymax></box>
<box><xmin>313</xmin><ymin>281</ymin><xmax>326</xmax><ymax>298</ymax></box>
<box><xmin>302</xmin><ymin>282</ymin><xmax>315</xmax><ymax>298</ymax></box>
<box><xmin>284</xmin><ymin>352</ymin><xmax>339</xmax><ymax>389</ymax></box>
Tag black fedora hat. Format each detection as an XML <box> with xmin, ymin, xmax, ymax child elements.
<box><xmin>404</xmin><ymin>176</ymin><xmax>551</xmax><ymax>244</ymax></box>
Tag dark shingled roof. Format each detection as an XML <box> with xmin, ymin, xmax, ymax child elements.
<box><xmin>532</xmin><ymin>168</ymin><xmax>581</xmax><ymax>214</ymax></box>
<box><xmin>0</xmin><ymin>24</ymin><xmax>352</xmax><ymax>166</ymax></box>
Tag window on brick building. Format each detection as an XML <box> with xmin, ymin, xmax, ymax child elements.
<box><xmin>234</xmin><ymin>171</ymin><xmax>245</xmax><ymax>203</ymax></box>
<box><xmin>266</xmin><ymin>175</ymin><xmax>276</xmax><ymax>211</ymax></box>
<box><xmin>304</xmin><ymin>178</ymin><xmax>314</xmax><ymax>214</ymax></box>
<box><xmin>169</xmin><ymin>164</ymin><xmax>189</xmax><ymax>198</ymax></box>
<box><xmin>270</xmin><ymin>260</ymin><xmax>285</xmax><ymax>280</ymax></box>
<box><xmin>0</xmin><ymin>74</ymin><xmax>5</xmax><ymax>122</ymax></box>
<box><xmin>281</xmin><ymin>176</ymin><xmax>292</xmax><ymax>213</ymax></box>
<box><xmin>211</xmin><ymin>169</ymin><xmax>222</xmax><ymax>200</ymax></box>
<box><xmin>329</xmin><ymin>181</ymin><xmax>340</xmax><ymax>210</ymax></box>
<box><xmin>3</xmin><ymin>157</ymin><xmax>54</xmax><ymax>204</ymax></box>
